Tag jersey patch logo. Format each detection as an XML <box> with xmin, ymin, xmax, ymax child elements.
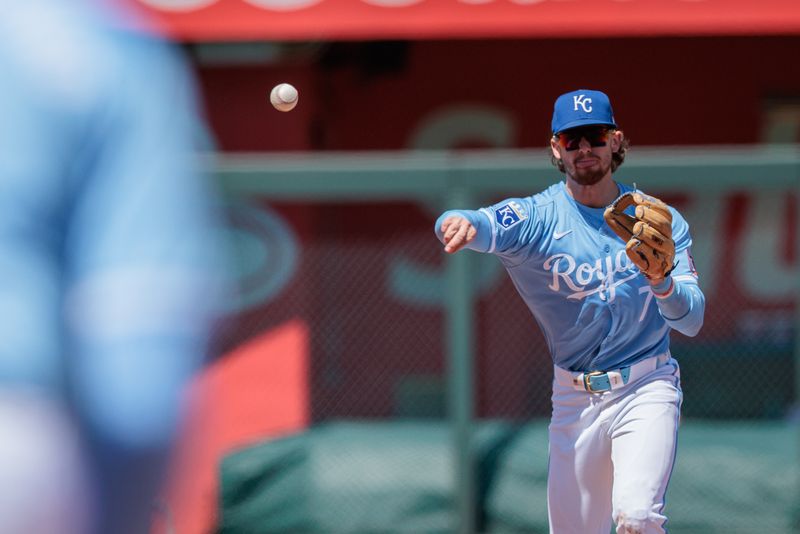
<box><xmin>494</xmin><ymin>202</ymin><xmax>528</xmax><ymax>229</ymax></box>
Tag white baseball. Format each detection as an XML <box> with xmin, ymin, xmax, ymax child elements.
<box><xmin>270</xmin><ymin>83</ymin><xmax>299</xmax><ymax>112</ymax></box>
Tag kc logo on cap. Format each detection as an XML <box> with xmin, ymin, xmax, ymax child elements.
<box><xmin>552</xmin><ymin>89</ymin><xmax>617</xmax><ymax>134</ymax></box>
<box><xmin>573</xmin><ymin>94</ymin><xmax>592</xmax><ymax>113</ymax></box>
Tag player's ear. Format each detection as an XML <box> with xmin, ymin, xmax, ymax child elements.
<box><xmin>550</xmin><ymin>137</ymin><xmax>562</xmax><ymax>160</ymax></box>
<box><xmin>610</xmin><ymin>130</ymin><xmax>623</xmax><ymax>151</ymax></box>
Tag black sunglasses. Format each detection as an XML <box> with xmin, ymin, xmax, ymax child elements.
<box><xmin>555</xmin><ymin>126</ymin><xmax>612</xmax><ymax>151</ymax></box>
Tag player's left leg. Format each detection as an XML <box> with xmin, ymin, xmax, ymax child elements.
<box><xmin>609</xmin><ymin>360</ymin><xmax>682</xmax><ymax>534</ymax></box>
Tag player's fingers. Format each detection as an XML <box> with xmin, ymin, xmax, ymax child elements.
<box><xmin>465</xmin><ymin>226</ymin><xmax>477</xmax><ymax>243</ymax></box>
<box><xmin>442</xmin><ymin>226</ymin><xmax>455</xmax><ymax>244</ymax></box>
<box><xmin>449</xmin><ymin>223</ymin><xmax>469</xmax><ymax>247</ymax></box>
<box><xmin>442</xmin><ymin>216</ymin><xmax>469</xmax><ymax>242</ymax></box>
<box><xmin>440</xmin><ymin>215</ymin><xmax>462</xmax><ymax>231</ymax></box>
<box><xmin>441</xmin><ymin>218</ymin><xmax>461</xmax><ymax>243</ymax></box>
<box><xmin>440</xmin><ymin>217</ymin><xmax>453</xmax><ymax>233</ymax></box>
<box><xmin>444</xmin><ymin>222</ymin><xmax>471</xmax><ymax>253</ymax></box>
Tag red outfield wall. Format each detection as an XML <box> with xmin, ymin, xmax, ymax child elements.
<box><xmin>197</xmin><ymin>36</ymin><xmax>800</xmax><ymax>152</ymax></box>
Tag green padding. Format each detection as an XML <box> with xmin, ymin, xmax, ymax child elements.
<box><xmin>219</xmin><ymin>420</ymin><xmax>798</xmax><ymax>533</ymax></box>
<box><xmin>673</xmin><ymin>342</ymin><xmax>794</xmax><ymax>419</ymax></box>
<box><xmin>219</xmin><ymin>421</ymin><xmax>517</xmax><ymax>533</ymax></box>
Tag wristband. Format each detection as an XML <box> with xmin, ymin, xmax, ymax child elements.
<box><xmin>652</xmin><ymin>278</ymin><xmax>675</xmax><ymax>299</ymax></box>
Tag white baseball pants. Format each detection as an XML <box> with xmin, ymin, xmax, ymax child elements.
<box><xmin>547</xmin><ymin>356</ymin><xmax>682</xmax><ymax>534</ymax></box>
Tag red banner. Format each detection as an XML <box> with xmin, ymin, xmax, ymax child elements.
<box><xmin>135</xmin><ymin>0</ymin><xmax>800</xmax><ymax>41</ymax></box>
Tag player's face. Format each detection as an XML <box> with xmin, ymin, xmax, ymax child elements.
<box><xmin>551</xmin><ymin>126</ymin><xmax>622</xmax><ymax>186</ymax></box>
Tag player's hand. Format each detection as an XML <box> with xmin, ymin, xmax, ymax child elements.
<box><xmin>603</xmin><ymin>192</ymin><xmax>676</xmax><ymax>284</ymax></box>
<box><xmin>440</xmin><ymin>216</ymin><xmax>477</xmax><ymax>254</ymax></box>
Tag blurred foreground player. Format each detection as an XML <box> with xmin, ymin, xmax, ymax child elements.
<box><xmin>0</xmin><ymin>1</ymin><xmax>225</xmax><ymax>533</ymax></box>
<box><xmin>435</xmin><ymin>89</ymin><xmax>705</xmax><ymax>533</ymax></box>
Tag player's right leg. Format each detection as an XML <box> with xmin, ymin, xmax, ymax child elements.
<box><xmin>547</xmin><ymin>379</ymin><xmax>614</xmax><ymax>534</ymax></box>
<box><xmin>610</xmin><ymin>361</ymin><xmax>682</xmax><ymax>534</ymax></box>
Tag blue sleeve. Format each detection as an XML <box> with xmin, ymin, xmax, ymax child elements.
<box><xmin>64</xmin><ymin>38</ymin><xmax>227</xmax><ymax>448</ymax></box>
<box><xmin>0</xmin><ymin>22</ymin><xmax>224</xmax><ymax>445</ymax></box>
<box><xmin>651</xmin><ymin>208</ymin><xmax>705</xmax><ymax>337</ymax></box>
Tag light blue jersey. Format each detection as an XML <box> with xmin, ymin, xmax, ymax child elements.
<box><xmin>436</xmin><ymin>181</ymin><xmax>704</xmax><ymax>372</ymax></box>
<box><xmin>0</xmin><ymin>0</ymin><xmax>221</xmax><ymax>393</ymax></box>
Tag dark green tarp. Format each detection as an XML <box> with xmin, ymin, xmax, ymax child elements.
<box><xmin>219</xmin><ymin>420</ymin><xmax>798</xmax><ymax>533</ymax></box>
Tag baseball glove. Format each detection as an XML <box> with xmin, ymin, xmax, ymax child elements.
<box><xmin>603</xmin><ymin>191</ymin><xmax>676</xmax><ymax>283</ymax></box>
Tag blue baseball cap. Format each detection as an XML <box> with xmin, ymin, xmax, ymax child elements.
<box><xmin>551</xmin><ymin>89</ymin><xmax>617</xmax><ymax>134</ymax></box>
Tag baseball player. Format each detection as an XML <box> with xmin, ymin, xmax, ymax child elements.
<box><xmin>0</xmin><ymin>2</ymin><xmax>225</xmax><ymax>533</ymax></box>
<box><xmin>435</xmin><ymin>89</ymin><xmax>705</xmax><ymax>533</ymax></box>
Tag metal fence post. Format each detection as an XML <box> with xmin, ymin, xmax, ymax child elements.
<box><xmin>445</xmin><ymin>184</ymin><xmax>476</xmax><ymax>534</ymax></box>
<box><xmin>794</xmin><ymin>167</ymin><xmax>800</xmax><ymax>530</ymax></box>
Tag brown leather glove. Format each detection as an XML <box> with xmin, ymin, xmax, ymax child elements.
<box><xmin>603</xmin><ymin>191</ymin><xmax>676</xmax><ymax>284</ymax></box>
